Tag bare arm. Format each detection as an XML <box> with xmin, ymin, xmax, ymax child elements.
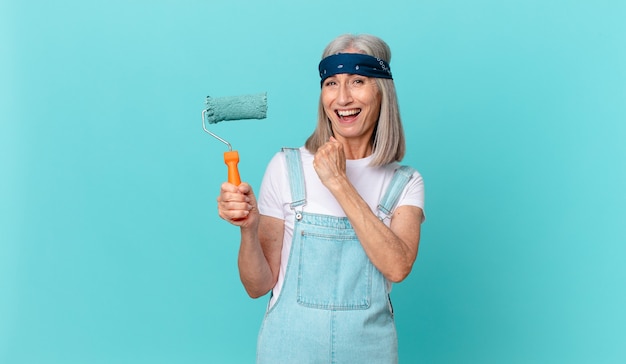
<box><xmin>313</xmin><ymin>140</ymin><xmax>423</xmax><ymax>282</ymax></box>
<box><xmin>217</xmin><ymin>182</ymin><xmax>284</xmax><ymax>297</ymax></box>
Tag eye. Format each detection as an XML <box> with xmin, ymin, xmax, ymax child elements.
<box><xmin>324</xmin><ymin>79</ymin><xmax>337</xmax><ymax>87</ymax></box>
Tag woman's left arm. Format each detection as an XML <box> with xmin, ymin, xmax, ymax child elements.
<box><xmin>314</xmin><ymin>140</ymin><xmax>423</xmax><ymax>283</ymax></box>
<box><xmin>327</xmin><ymin>179</ymin><xmax>422</xmax><ymax>283</ymax></box>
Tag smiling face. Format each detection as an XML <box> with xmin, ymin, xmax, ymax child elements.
<box><xmin>321</xmin><ymin>72</ymin><xmax>382</xmax><ymax>151</ymax></box>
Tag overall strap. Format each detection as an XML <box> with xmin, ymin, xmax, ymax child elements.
<box><xmin>281</xmin><ymin>148</ymin><xmax>306</xmax><ymax>209</ymax></box>
<box><xmin>377</xmin><ymin>165</ymin><xmax>416</xmax><ymax>220</ymax></box>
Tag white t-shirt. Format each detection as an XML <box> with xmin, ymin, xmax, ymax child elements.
<box><xmin>258</xmin><ymin>147</ymin><xmax>425</xmax><ymax>308</ymax></box>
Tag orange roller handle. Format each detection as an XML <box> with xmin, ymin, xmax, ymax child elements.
<box><xmin>224</xmin><ymin>150</ymin><xmax>241</xmax><ymax>186</ymax></box>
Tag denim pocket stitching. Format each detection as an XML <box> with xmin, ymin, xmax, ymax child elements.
<box><xmin>297</xmin><ymin>231</ymin><xmax>372</xmax><ymax>310</ymax></box>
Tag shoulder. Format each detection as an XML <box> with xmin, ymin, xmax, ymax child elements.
<box><xmin>269</xmin><ymin>146</ymin><xmax>311</xmax><ymax>160</ymax></box>
<box><xmin>389</xmin><ymin>162</ymin><xmax>423</xmax><ymax>183</ymax></box>
<box><xmin>263</xmin><ymin>146</ymin><xmax>311</xmax><ymax>183</ymax></box>
<box><xmin>388</xmin><ymin>162</ymin><xmax>425</xmax><ymax>219</ymax></box>
<box><xmin>270</xmin><ymin>146</ymin><xmax>315</xmax><ymax>172</ymax></box>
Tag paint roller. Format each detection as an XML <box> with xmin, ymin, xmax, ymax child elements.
<box><xmin>202</xmin><ymin>92</ymin><xmax>267</xmax><ymax>185</ymax></box>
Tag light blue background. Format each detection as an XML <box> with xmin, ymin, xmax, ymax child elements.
<box><xmin>2</xmin><ymin>0</ymin><xmax>625</xmax><ymax>363</ymax></box>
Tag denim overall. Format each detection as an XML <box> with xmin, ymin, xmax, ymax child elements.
<box><xmin>257</xmin><ymin>148</ymin><xmax>416</xmax><ymax>364</ymax></box>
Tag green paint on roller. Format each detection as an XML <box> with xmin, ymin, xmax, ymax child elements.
<box><xmin>204</xmin><ymin>92</ymin><xmax>267</xmax><ymax>124</ymax></box>
<box><xmin>201</xmin><ymin>92</ymin><xmax>269</xmax><ymax>185</ymax></box>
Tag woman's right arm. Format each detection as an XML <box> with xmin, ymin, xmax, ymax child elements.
<box><xmin>218</xmin><ymin>182</ymin><xmax>284</xmax><ymax>298</ymax></box>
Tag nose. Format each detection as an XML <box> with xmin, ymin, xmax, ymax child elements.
<box><xmin>337</xmin><ymin>81</ymin><xmax>353</xmax><ymax>105</ymax></box>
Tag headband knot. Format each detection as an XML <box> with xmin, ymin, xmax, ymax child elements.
<box><xmin>318</xmin><ymin>53</ymin><xmax>393</xmax><ymax>86</ymax></box>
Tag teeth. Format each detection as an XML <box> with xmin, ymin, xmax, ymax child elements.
<box><xmin>337</xmin><ymin>109</ymin><xmax>360</xmax><ymax>117</ymax></box>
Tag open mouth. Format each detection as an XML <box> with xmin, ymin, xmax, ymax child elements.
<box><xmin>336</xmin><ymin>108</ymin><xmax>361</xmax><ymax>120</ymax></box>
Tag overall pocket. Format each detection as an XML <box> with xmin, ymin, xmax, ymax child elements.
<box><xmin>297</xmin><ymin>230</ymin><xmax>373</xmax><ymax>310</ymax></box>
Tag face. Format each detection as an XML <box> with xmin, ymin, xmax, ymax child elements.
<box><xmin>321</xmin><ymin>72</ymin><xmax>382</xmax><ymax>146</ymax></box>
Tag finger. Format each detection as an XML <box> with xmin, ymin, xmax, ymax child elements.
<box><xmin>218</xmin><ymin>189</ymin><xmax>251</xmax><ymax>207</ymax></box>
<box><xmin>236</xmin><ymin>182</ymin><xmax>253</xmax><ymax>196</ymax></box>
<box><xmin>221</xmin><ymin>208</ymin><xmax>250</xmax><ymax>220</ymax></box>
<box><xmin>218</xmin><ymin>199</ymin><xmax>252</xmax><ymax>217</ymax></box>
<box><xmin>221</xmin><ymin>181</ymin><xmax>240</xmax><ymax>193</ymax></box>
<box><xmin>220</xmin><ymin>182</ymin><xmax>252</xmax><ymax>202</ymax></box>
<box><xmin>218</xmin><ymin>191</ymin><xmax>247</xmax><ymax>206</ymax></box>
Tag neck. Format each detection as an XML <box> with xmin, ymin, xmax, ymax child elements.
<box><xmin>342</xmin><ymin>139</ymin><xmax>373</xmax><ymax>160</ymax></box>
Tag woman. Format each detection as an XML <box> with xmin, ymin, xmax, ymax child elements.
<box><xmin>217</xmin><ymin>33</ymin><xmax>425</xmax><ymax>363</ymax></box>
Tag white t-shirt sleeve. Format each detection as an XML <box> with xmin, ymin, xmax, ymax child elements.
<box><xmin>257</xmin><ymin>152</ymin><xmax>288</xmax><ymax>220</ymax></box>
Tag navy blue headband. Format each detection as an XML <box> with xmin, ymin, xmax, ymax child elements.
<box><xmin>318</xmin><ymin>53</ymin><xmax>393</xmax><ymax>85</ymax></box>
